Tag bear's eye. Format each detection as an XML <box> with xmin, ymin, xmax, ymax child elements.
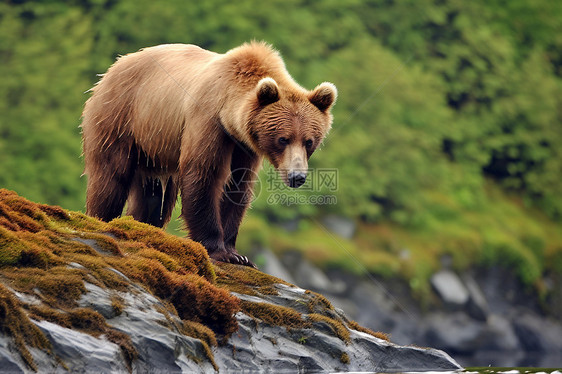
<box><xmin>278</xmin><ymin>137</ymin><xmax>289</xmax><ymax>146</ymax></box>
<box><xmin>305</xmin><ymin>139</ymin><xmax>314</xmax><ymax>148</ymax></box>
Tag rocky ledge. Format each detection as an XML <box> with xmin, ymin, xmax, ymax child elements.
<box><xmin>0</xmin><ymin>189</ymin><xmax>461</xmax><ymax>373</ymax></box>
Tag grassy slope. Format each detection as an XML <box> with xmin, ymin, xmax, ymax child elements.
<box><xmin>231</xmin><ymin>183</ymin><xmax>562</xmax><ymax>303</ymax></box>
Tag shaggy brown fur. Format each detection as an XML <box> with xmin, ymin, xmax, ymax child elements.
<box><xmin>81</xmin><ymin>42</ymin><xmax>337</xmax><ymax>267</ymax></box>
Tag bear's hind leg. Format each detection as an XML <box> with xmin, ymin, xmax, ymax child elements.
<box><xmin>85</xmin><ymin>140</ymin><xmax>136</xmax><ymax>222</ymax></box>
<box><xmin>127</xmin><ymin>175</ymin><xmax>178</xmax><ymax>228</ymax></box>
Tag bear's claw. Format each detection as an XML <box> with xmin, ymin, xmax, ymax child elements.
<box><xmin>232</xmin><ymin>254</ymin><xmax>257</xmax><ymax>269</ymax></box>
<box><xmin>212</xmin><ymin>252</ymin><xmax>257</xmax><ymax>269</ymax></box>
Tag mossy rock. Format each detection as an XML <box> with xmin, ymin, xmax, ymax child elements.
<box><xmin>0</xmin><ymin>189</ymin><xmax>237</xmax><ymax>370</ymax></box>
<box><xmin>0</xmin><ymin>189</ymin><xmax>400</xmax><ymax>372</ymax></box>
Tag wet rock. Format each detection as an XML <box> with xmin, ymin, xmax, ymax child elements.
<box><xmin>215</xmin><ymin>292</ymin><xmax>460</xmax><ymax>373</ymax></box>
<box><xmin>78</xmin><ymin>282</ymin><xmax>118</xmax><ymax>319</ymax></box>
<box><xmin>482</xmin><ymin>314</ymin><xmax>520</xmax><ymax>352</ymax></box>
<box><xmin>259</xmin><ymin>248</ymin><xmax>296</xmax><ymax>284</ymax></box>
<box><xmin>35</xmin><ymin>320</ymin><xmax>128</xmax><ymax>373</ymax></box>
<box><xmin>1</xmin><ymin>277</ymin><xmax>461</xmax><ymax>374</ymax></box>
<box><xmin>431</xmin><ymin>270</ymin><xmax>469</xmax><ymax>308</ymax></box>
<box><xmin>512</xmin><ymin>311</ymin><xmax>562</xmax><ymax>353</ymax></box>
<box><xmin>107</xmin><ymin>285</ymin><xmax>215</xmax><ymax>373</ymax></box>
<box><xmin>423</xmin><ymin>312</ymin><xmax>486</xmax><ymax>354</ymax></box>
<box><xmin>463</xmin><ymin>274</ymin><xmax>489</xmax><ymax>321</ymax></box>
<box><xmin>0</xmin><ymin>337</ymin><xmax>25</xmax><ymax>374</ymax></box>
<box><xmin>293</xmin><ymin>258</ymin><xmax>346</xmax><ymax>294</ymax></box>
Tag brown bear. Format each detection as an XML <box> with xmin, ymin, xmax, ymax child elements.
<box><xmin>81</xmin><ymin>42</ymin><xmax>337</xmax><ymax>267</ymax></box>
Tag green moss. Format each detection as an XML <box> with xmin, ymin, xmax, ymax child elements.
<box><xmin>108</xmin><ymin>217</ymin><xmax>215</xmax><ymax>282</ymax></box>
<box><xmin>0</xmin><ymin>226</ymin><xmax>25</xmax><ymax>266</ymax></box>
<box><xmin>136</xmin><ymin>248</ymin><xmax>180</xmax><ymax>272</ymax></box>
<box><xmin>40</xmin><ymin>270</ymin><xmax>87</xmax><ymax>307</ymax></box>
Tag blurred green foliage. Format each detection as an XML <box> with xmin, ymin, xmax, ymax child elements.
<box><xmin>1</xmin><ymin>0</ymin><xmax>561</xmax><ymax>292</ymax></box>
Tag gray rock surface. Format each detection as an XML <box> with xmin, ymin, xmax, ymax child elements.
<box><xmin>260</xmin><ymin>250</ymin><xmax>562</xmax><ymax>367</ymax></box>
<box><xmin>0</xmin><ymin>275</ymin><xmax>461</xmax><ymax>373</ymax></box>
<box><xmin>431</xmin><ymin>270</ymin><xmax>469</xmax><ymax>307</ymax></box>
<box><xmin>214</xmin><ymin>284</ymin><xmax>460</xmax><ymax>373</ymax></box>
<box><xmin>463</xmin><ymin>273</ymin><xmax>489</xmax><ymax>321</ymax></box>
<box><xmin>35</xmin><ymin>320</ymin><xmax>127</xmax><ymax>373</ymax></box>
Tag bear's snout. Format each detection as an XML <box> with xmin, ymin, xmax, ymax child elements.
<box><xmin>287</xmin><ymin>170</ymin><xmax>307</xmax><ymax>188</ymax></box>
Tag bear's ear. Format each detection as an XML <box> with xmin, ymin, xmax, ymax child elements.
<box><xmin>309</xmin><ymin>82</ymin><xmax>337</xmax><ymax>112</ymax></box>
<box><xmin>256</xmin><ymin>77</ymin><xmax>280</xmax><ymax>106</ymax></box>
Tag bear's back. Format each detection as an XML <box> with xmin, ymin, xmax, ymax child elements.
<box><xmin>109</xmin><ymin>44</ymin><xmax>219</xmax><ymax>162</ymax></box>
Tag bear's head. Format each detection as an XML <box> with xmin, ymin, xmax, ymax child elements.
<box><xmin>248</xmin><ymin>77</ymin><xmax>337</xmax><ymax>188</ymax></box>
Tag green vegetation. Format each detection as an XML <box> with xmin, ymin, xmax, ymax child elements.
<box><xmin>1</xmin><ymin>2</ymin><xmax>561</xmax><ymax>300</ymax></box>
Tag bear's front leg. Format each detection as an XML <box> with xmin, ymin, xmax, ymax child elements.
<box><xmin>180</xmin><ymin>152</ymin><xmax>255</xmax><ymax>268</ymax></box>
<box><xmin>220</xmin><ymin>143</ymin><xmax>260</xmax><ymax>268</ymax></box>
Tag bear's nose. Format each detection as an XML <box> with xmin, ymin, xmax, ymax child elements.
<box><xmin>288</xmin><ymin>171</ymin><xmax>307</xmax><ymax>188</ymax></box>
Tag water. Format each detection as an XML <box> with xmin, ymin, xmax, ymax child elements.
<box><xmin>330</xmin><ymin>370</ymin><xmax>562</xmax><ymax>374</ymax></box>
<box><xmin>466</xmin><ymin>369</ymin><xmax>562</xmax><ymax>374</ymax></box>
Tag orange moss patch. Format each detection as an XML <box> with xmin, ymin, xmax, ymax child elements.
<box><xmin>0</xmin><ymin>189</ymin><xmax>240</xmax><ymax>369</ymax></box>
<box><xmin>308</xmin><ymin>313</ymin><xmax>350</xmax><ymax>343</ymax></box>
<box><xmin>181</xmin><ymin>320</ymin><xmax>219</xmax><ymax>371</ymax></box>
<box><xmin>347</xmin><ymin>320</ymin><xmax>390</xmax><ymax>342</ymax></box>
<box><xmin>215</xmin><ymin>262</ymin><xmax>289</xmax><ymax>296</ymax></box>
<box><xmin>304</xmin><ymin>290</ymin><xmax>334</xmax><ymax>314</ymax></box>
<box><xmin>2</xmin><ymin>267</ymin><xmax>87</xmax><ymax>307</ymax></box>
<box><xmin>113</xmin><ymin>256</ymin><xmax>239</xmax><ymax>337</ymax></box>
<box><xmin>182</xmin><ymin>320</ymin><xmax>218</xmax><ymax>348</ymax></box>
<box><xmin>240</xmin><ymin>300</ymin><xmax>309</xmax><ymax>330</ymax></box>
<box><xmin>111</xmin><ymin>295</ymin><xmax>125</xmax><ymax>316</ymax></box>
<box><xmin>0</xmin><ymin>189</ymin><xmax>52</xmax><ymax>233</ymax></box>
<box><xmin>106</xmin><ymin>329</ymin><xmax>138</xmax><ymax>370</ymax></box>
<box><xmin>107</xmin><ymin>217</ymin><xmax>215</xmax><ymax>281</ymax></box>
